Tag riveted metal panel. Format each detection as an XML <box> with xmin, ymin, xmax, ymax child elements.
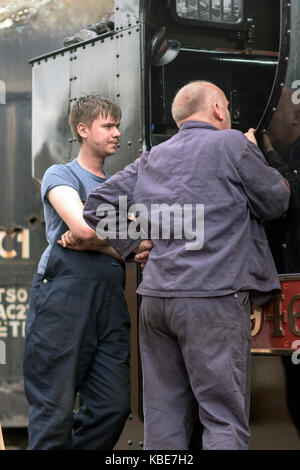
<box><xmin>32</xmin><ymin>54</ymin><xmax>71</xmax><ymax>183</ymax></box>
<box><xmin>32</xmin><ymin>26</ymin><xmax>143</xmax><ymax>178</ymax></box>
<box><xmin>114</xmin><ymin>0</ymin><xmax>141</xmax><ymax>29</ymax></box>
<box><xmin>68</xmin><ymin>27</ymin><xmax>143</xmax><ymax>175</ymax></box>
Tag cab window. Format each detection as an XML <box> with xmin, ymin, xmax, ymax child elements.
<box><xmin>175</xmin><ymin>0</ymin><xmax>243</xmax><ymax>24</ymax></box>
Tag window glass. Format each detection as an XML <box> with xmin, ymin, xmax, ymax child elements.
<box><xmin>176</xmin><ymin>0</ymin><xmax>243</xmax><ymax>24</ymax></box>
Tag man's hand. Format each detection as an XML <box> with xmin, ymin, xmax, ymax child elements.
<box><xmin>58</xmin><ymin>230</ymin><xmax>87</xmax><ymax>250</ymax></box>
<box><xmin>244</xmin><ymin>128</ymin><xmax>257</xmax><ymax>146</ymax></box>
<box><xmin>133</xmin><ymin>240</ymin><xmax>154</xmax><ymax>269</ymax></box>
<box><xmin>58</xmin><ymin>229</ymin><xmax>124</xmax><ymax>261</ymax></box>
<box><xmin>261</xmin><ymin>131</ymin><xmax>274</xmax><ymax>154</ymax></box>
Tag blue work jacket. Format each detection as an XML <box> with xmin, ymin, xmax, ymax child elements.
<box><xmin>84</xmin><ymin>121</ymin><xmax>290</xmax><ymax>303</ymax></box>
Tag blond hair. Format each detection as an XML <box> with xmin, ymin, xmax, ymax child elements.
<box><xmin>69</xmin><ymin>94</ymin><xmax>122</xmax><ymax>144</ymax></box>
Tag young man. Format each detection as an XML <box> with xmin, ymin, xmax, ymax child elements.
<box><xmin>23</xmin><ymin>95</ymin><xmax>131</xmax><ymax>450</ymax></box>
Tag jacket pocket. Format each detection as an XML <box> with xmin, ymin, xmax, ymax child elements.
<box><xmin>248</xmin><ymin>236</ymin><xmax>273</xmax><ymax>282</ymax></box>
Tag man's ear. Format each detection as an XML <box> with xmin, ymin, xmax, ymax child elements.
<box><xmin>77</xmin><ymin>122</ymin><xmax>88</xmax><ymax>140</ymax></box>
<box><xmin>213</xmin><ymin>102</ymin><xmax>224</xmax><ymax>122</ymax></box>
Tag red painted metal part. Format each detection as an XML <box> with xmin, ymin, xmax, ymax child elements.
<box><xmin>251</xmin><ymin>275</ymin><xmax>300</xmax><ymax>354</ymax></box>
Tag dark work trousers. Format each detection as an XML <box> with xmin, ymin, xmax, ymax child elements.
<box><xmin>139</xmin><ymin>293</ymin><xmax>251</xmax><ymax>450</ymax></box>
<box><xmin>23</xmin><ymin>230</ymin><xmax>131</xmax><ymax>450</ymax></box>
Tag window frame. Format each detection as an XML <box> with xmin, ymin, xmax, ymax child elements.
<box><xmin>168</xmin><ymin>0</ymin><xmax>247</xmax><ymax>31</ymax></box>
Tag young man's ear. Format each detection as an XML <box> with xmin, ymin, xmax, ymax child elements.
<box><xmin>77</xmin><ymin>122</ymin><xmax>88</xmax><ymax>140</ymax></box>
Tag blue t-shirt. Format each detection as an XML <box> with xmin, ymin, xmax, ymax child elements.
<box><xmin>37</xmin><ymin>158</ymin><xmax>109</xmax><ymax>276</ymax></box>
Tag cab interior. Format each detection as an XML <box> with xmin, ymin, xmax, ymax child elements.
<box><xmin>148</xmin><ymin>0</ymin><xmax>280</xmax><ymax>145</ymax></box>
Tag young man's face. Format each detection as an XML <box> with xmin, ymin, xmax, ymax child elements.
<box><xmin>82</xmin><ymin>113</ymin><xmax>121</xmax><ymax>157</ymax></box>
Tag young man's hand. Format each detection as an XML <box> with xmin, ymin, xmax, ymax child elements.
<box><xmin>58</xmin><ymin>229</ymin><xmax>82</xmax><ymax>248</ymax></box>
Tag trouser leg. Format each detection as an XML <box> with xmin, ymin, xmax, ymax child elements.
<box><xmin>23</xmin><ymin>276</ymin><xmax>94</xmax><ymax>450</ymax></box>
<box><xmin>171</xmin><ymin>294</ymin><xmax>251</xmax><ymax>450</ymax></box>
<box><xmin>73</xmin><ymin>285</ymin><xmax>131</xmax><ymax>450</ymax></box>
<box><xmin>139</xmin><ymin>294</ymin><xmax>251</xmax><ymax>450</ymax></box>
<box><xmin>139</xmin><ymin>297</ymin><xmax>198</xmax><ymax>450</ymax></box>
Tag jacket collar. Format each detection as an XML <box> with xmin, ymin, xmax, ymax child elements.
<box><xmin>179</xmin><ymin>120</ymin><xmax>219</xmax><ymax>132</ymax></box>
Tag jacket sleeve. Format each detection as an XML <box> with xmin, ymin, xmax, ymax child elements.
<box><xmin>236</xmin><ymin>141</ymin><xmax>290</xmax><ymax>220</ymax></box>
<box><xmin>83</xmin><ymin>152</ymin><xmax>148</xmax><ymax>258</ymax></box>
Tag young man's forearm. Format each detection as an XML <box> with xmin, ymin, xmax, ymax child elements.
<box><xmin>85</xmin><ymin>237</ymin><xmax>123</xmax><ymax>262</ymax></box>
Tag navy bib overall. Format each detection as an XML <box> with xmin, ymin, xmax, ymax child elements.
<box><xmin>23</xmin><ymin>169</ymin><xmax>131</xmax><ymax>450</ymax></box>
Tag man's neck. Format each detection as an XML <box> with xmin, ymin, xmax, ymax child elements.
<box><xmin>77</xmin><ymin>149</ymin><xmax>106</xmax><ymax>178</ymax></box>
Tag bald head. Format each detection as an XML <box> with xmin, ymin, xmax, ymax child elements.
<box><xmin>171</xmin><ymin>81</ymin><xmax>231</xmax><ymax>130</ymax></box>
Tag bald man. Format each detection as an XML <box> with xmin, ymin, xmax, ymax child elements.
<box><xmin>83</xmin><ymin>81</ymin><xmax>290</xmax><ymax>450</ymax></box>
